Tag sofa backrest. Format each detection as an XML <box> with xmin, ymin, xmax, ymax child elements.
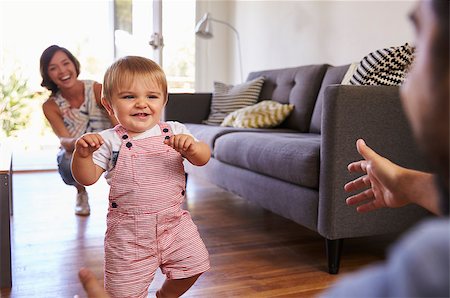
<box><xmin>247</xmin><ymin>65</ymin><xmax>328</xmax><ymax>132</ymax></box>
<box><xmin>310</xmin><ymin>64</ymin><xmax>350</xmax><ymax>134</ymax></box>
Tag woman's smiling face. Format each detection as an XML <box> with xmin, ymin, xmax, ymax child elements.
<box><xmin>47</xmin><ymin>50</ymin><xmax>78</xmax><ymax>89</ymax></box>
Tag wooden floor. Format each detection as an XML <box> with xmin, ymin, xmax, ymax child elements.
<box><xmin>1</xmin><ymin>171</ymin><xmax>399</xmax><ymax>298</ymax></box>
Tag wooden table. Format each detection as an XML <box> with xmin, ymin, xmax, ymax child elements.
<box><xmin>0</xmin><ymin>145</ymin><xmax>12</xmax><ymax>288</ymax></box>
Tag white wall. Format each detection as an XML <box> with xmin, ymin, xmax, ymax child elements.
<box><xmin>196</xmin><ymin>0</ymin><xmax>416</xmax><ymax>91</ymax></box>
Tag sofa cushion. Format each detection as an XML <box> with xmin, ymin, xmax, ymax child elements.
<box><xmin>186</xmin><ymin>123</ymin><xmax>296</xmax><ymax>153</ymax></box>
<box><xmin>247</xmin><ymin>64</ymin><xmax>328</xmax><ymax>132</ymax></box>
<box><xmin>309</xmin><ymin>64</ymin><xmax>350</xmax><ymax>134</ymax></box>
<box><xmin>214</xmin><ymin>132</ymin><xmax>321</xmax><ymax>189</ymax></box>
<box><xmin>349</xmin><ymin>43</ymin><xmax>415</xmax><ymax>86</ymax></box>
<box><xmin>203</xmin><ymin>77</ymin><xmax>265</xmax><ymax>125</ymax></box>
<box><xmin>221</xmin><ymin>100</ymin><xmax>294</xmax><ymax>129</ymax></box>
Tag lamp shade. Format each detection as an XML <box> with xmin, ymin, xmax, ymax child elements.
<box><xmin>195</xmin><ymin>13</ymin><xmax>213</xmax><ymax>39</ymax></box>
<box><xmin>195</xmin><ymin>12</ymin><xmax>244</xmax><ymax>82</ymax></box>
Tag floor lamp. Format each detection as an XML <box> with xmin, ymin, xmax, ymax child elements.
<box><xmin>195</xmin><ymin>12</ymin><xmax>244</xmax><ymax>83</ymax></box>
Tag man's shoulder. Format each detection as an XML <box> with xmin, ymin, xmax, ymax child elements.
<box><xmin>395</xmin><ymin>218</ymin><xmax>450</xmax><ymax>251</ymax></box>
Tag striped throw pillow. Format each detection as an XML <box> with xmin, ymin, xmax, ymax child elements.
<box><xmin>203</xmin><ymin>77</ymin><xmax>265</xmax><ymax>125</ymax></box>
<box><xmin>350</xmin><ymin>43</ymin><xmax>415</xmax><ymax>86</ymax></box>
<box><xmin>221</xmin><ymin>100</ymin><xmax>294</xmax><ymax>128</ymax></box>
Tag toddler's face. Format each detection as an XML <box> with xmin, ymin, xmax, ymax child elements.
<box><xmin>107</xmin><ymin>76</ymin><xmax>165</xmax><ymax>137</ymax></box>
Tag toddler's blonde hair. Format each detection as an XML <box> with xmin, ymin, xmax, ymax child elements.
<box><xmin>102</xmin><ymin>56</ymin><xmax>168</xmax><ymax>103</ymax></box>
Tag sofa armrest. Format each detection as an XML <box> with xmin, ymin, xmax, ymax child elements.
<box><xmin>318</xmin><ymin>85</ymin><xmax>431</xmax><ymax>240</ymax></box>
<box><xmin>165</xmin><ymin>93</ymin><xmax>212</xmax><ymax>124</ymax></box>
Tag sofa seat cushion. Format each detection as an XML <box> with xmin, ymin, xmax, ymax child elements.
<box><xmin>214</xmin><ymin>132</ymin><xmax>321</xmax><ymax>189</ymax></box>
<box><xmin>186</xmin><ymin>123</ymin><xmax>297</xmax><ymax>152</ymax></box>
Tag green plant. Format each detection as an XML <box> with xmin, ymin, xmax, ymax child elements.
<box><xmin>0</xmin><ymin>72</ymin><xmax>34</xmax><ymax>138</ymax></box>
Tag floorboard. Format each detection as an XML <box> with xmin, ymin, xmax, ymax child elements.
<box><xmin>0</xmin><ymin>171</ymin><xmax>398</xmax><ymax>297</ymax></box>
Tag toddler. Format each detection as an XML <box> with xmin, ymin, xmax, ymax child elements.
<box><xmin>72</xmin><ymin>56</ymin><xmax>210</xmax><ymax>298</ymax></box>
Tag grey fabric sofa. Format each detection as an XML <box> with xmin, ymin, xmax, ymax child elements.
<box><xmin>165</xmin><ymin>64</ymin><xmax>430</xmax><ymax>274</ymax></box>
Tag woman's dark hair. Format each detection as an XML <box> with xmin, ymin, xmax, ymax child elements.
<box><xmin>39</xmin><ymin>45</ymin><xmax>81</xmax><ymax>94</ymax></box>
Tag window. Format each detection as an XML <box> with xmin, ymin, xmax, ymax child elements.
<box><xmin>114</xmin><ymin>0</ymin><xmax>196</xmax><ymax>92</ymax></box>
<box><xmin>0</xmin><ymin>0</ymin><xmax>196</xmax><ymax>171</ymax></box>
<box><xmin>163</xmin><ymin>1</ymin><xmax>196</xmax><ymax>92</ymax></box>
<box><xmin>0</xmin><ymin>1</ymin><xmax>114</xmax><ymax>171</ymax></box>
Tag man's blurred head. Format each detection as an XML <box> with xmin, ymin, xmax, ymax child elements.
<box><xmin>401</xmin><ymin>0</ymin><xmax>449</xmax><ymax>189</ymax></box>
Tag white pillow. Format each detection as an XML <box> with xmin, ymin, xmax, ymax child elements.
<box><xmin>341</xmin><ymin>62</ymin><xmax>359</xmax><ymax>85</ymax></box>
<box><xmin>203</xmin><ymin>77</ymin><xmax>265</xmax><ymax>125</ymax></box>
<box><xmin>221</xmin><ymin>100</ymin><xmax>294</xmax><ymax>128</ymax></box>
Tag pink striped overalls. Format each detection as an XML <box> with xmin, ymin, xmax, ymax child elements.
<box><xmin>104</xmin><ymin>123</ymin><xmax>210</xmax><ymax>298</ymax></box>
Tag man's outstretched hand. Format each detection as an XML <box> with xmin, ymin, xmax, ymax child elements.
<box><xmin>345</xmin><ymin>139</ymin><xmax>411</xmax><ymax>212</ymax></box>
<box><xmin>76</xmin><ymin>268</ymin><xmax>110</xmax><ymax>298</ymax></box>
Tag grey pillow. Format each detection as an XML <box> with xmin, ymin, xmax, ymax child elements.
<box><xmin>203</xmin><ymin>76</ymin><xmax>265</xmax><ymax>125</ymax></box>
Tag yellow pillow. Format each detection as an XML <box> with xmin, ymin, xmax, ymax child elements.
<box><xmin>221</xmin><ymin>100</ymin><xmax>294</xmax><ymax>128</ymax></box>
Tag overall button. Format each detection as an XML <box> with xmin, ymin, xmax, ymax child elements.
<box><xmin>126</xmin><ymin>142</ymin><xmax>132</xmax><ymax>148</ymax></box>
<box><xmin>181</xmin><ymin>190</ymin><xmax>185</xmax><ymax>196</ymax></box>
<box><xmin>165</xmin><ymin>136</ymin><xmax>170</xmax><ymax>140</ymax></box>
<box><xmin>122</xmin><ymin>135</ymin><xmax>128</xmax><ymax>139</ymax></box>
<box><xmin>111</xmin><ymin>202</ymin><xmax>118</xmax><ymax>208</ymax></box>
<box><xmin>163</xmin><ymin>128</ymin><xmax>169</xmax><ymax>133</ymax></box>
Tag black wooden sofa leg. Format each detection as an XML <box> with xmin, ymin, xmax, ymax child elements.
<box><xmin>326</xmin><ymin>238</ymin><xmax>343</xmax><ymax>274</ymax></box>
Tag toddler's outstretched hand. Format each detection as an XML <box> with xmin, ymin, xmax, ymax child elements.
<box><xmin>164</xmin><ymin>133</ymin><xmax>211</xmax><ymax>166</ymax></box>
<box><xmin>75</xmin><ymin>133</ymin><xmax>104</xmax><ymax>158</ymax></box>
<box><xmin>164</xmin><ymin>134</ymin><xmax>196</xmax><ymax>156</ymax></box>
